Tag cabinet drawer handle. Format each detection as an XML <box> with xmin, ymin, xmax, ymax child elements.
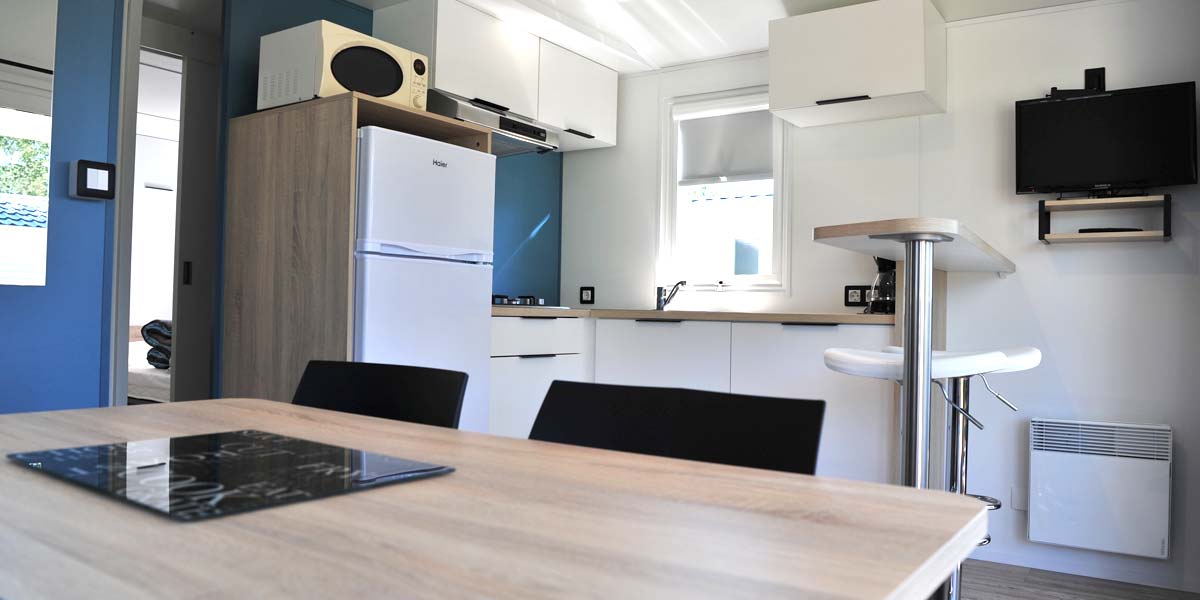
<box><xmin>470</xmin><ymin>97</ymin><xmax>509</xmax><ymax>114</ymax></box>
<box><xmin>565</xmin><ymin>128</ymin><xmax>595</xmax><ymax>139</ymax></box>
<box><xmin>519</xmin><ymin>316</ymin><xmax>560</xmax><ymax>320</ymax></box>
<box><xmin>518</xmin><ymin>354</ymin><xmax>558</xmax><ymax>359</ymax></box>
<box><xmin>816</xmin><ymin>94</ymin><xmax>871</xmax><ymax>106</ymax></box>
<box><xmin>781</xmin><ymin>322</ymin><xmax>839</xmax><ymax>327</ymax></box>
<box><xmin>635</xmin><ymin>318</ymin><xmax>683</xmax><ymax>323</ymax></box>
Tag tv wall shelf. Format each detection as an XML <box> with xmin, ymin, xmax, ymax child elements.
<box><xmin>1038</xmin><ymin>194</ymin><xmax>1171</xmax><ymax>244</ymax></box>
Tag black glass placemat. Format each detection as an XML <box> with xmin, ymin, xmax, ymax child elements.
<box><xmin>7</xmin><ymin>429</ymin><xmax>453</xmax><ymax>522</ymax></box>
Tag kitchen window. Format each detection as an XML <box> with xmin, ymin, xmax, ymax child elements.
<box><xmin>658</xmin><ymin>87</ymin><xmax>787</xmax><ymax>291</ymax></box>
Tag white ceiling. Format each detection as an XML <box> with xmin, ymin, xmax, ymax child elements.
<box><xmin>143</xmin><ymin>0</ymin><xmax>223</xmax><ymax>36</ymax></box>
<box><xmin>351</xmin><ymin>0</ymin><xmax>1094</xmax><ymax>73</ymax></box>
<box><xmin>0</xmin><ymin>0</ymin><xmax>57</xmax><ymax>71</ymax></box>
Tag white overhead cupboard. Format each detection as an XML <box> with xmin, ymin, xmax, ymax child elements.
<box><xmin>374</xmin><ymin>0</ymin><xmax>617</xmax><ymax>150</ymax></box>
<box><xmin>537</xmin><ymin>40</ymin><xmax>618</xmax><ymax>150</ymax></box>
<box><xmin>374</xmin><ymin>0</ymin><xmax>541</xmax><ymax>119</ymax></box>
<box><xmin>768</xmin><ymin>0</ymin><xmax>946</xmax><ymax>128</ymax></box>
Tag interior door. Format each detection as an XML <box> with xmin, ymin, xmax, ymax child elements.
<box><xmin>0</xmin><ymin>0</ymin><xmax>126</xmax><ymax>413</ymax></box>
<box><xmin>170</xmin><ymin>55</ymin><xmax>220</xmax><ymax>401</ymax></box>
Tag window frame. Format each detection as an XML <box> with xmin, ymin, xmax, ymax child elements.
<box><xmin>657</xmin><ymin>86</ymin><xmax>790</xmax><ymax>293</ymax></box>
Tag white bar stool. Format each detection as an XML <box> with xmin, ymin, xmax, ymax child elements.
<box><xmin>824</xmin><ymin>346</ymin><xmax>1041</xmax><ymax>600</ymax></box>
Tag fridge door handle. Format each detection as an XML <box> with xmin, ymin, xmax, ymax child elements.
<box><xmin>357</xmin><ymin>239</ymin><xmax>493</xmax><ymax>264</ymax></box>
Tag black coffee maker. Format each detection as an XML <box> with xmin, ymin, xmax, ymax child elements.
<box><xmin>867</xmin><ymin>257</ymin><xmax>896</xmax><ymax>315</ymax></box>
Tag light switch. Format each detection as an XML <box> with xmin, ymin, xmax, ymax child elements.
<box><xmin>86</xmin><ymin>167</ymin><xmax>109</xmax><ymax>190</ymax></box>
<box><xmin>69</xmin><ymin>159</ymin><xmax>116</xmax><ymax>200</ymax></box>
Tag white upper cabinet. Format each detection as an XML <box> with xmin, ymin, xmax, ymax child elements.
<box><xmin>375</xmin><ymin>0</ymin><xmax>542</xmax><ymax>119</ymax></box>
<box><xmin>768</xmin><ymin>0</ymin><xmax>946</xmax><ymax>128</ymax></box>
<box><xmin>374</xmin><ymin>0</ymin><xmax>618</xmax><ymax>150</ymax></box>
<box><xmin>537</xmin><ymin>40</ymin><xmax>618</xmax><ymax>150</ymax></box>
<box><xmin>435</xmin><ymin>0</ymin><xmax>540</xmax><ymax>119</ymax></box>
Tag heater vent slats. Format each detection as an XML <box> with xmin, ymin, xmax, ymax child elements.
<box><xmin>1030</xmin><ymin>419</ymin><xmax>1172</xmax><ymax>461</ymax></box>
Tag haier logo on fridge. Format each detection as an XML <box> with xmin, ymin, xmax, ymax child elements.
<box><xmin>432</xmin><ymin>159</ymin><xmax>448</xmax><ymax>168</ymax></box>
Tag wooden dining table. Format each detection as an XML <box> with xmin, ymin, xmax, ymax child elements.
<box><xmin>0</xmin><ymin>398</ymin><xmax>986</xmax><ymax>599</ymax></box>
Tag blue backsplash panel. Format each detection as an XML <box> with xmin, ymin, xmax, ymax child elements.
<box><xmin>493</xmin><ymin>152</ymin><xmax>562</xmax><ymax>305</ymax></box>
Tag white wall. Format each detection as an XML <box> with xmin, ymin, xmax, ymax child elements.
<box><xmin>561</xmin><ymin>0</ymin><xmax>1200</xmax><ymax>591</ymax></box>
<box><xmin>128</xmin><ymin>53</ymin><xmax>182</xmax><ymax>327</ymax></box>
<box><xmin>921</xmin><ymin>0</ymin><xmax>1200</xmax><ymax>591</ymax></box>
<box><xmin>561</xmin><ymin>52</ymin><xmax>906</xmax><ymax>312</ymax></box>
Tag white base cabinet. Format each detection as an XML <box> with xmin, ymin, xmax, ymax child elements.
<box><xmin>489</xmin><ymin>314</ymin><xmax>897</xmax><ymax>483</ymax></box>
<box><xmin>490</xmin><ymin>353</ymin><xmax>588</xmax><ymax>438</ymax></box>
<box><xmin>489</xmin><ymin>316</ymin><xmax>593</xmax><ymax>438</ymax></box>
<box><xmin>730</xmin><ymin>323</ymin><xmax>895</xmax><ymax>483</ymax></box>
<box><xmin>594</xmin><ymin>319</ymin><xmax>731</xmax><ymax>392</ymax></box>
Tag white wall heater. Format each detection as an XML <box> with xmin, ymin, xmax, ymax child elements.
<box><xmin>1028</xmin><ymin>418</ymin><xmax>1172</xmax><ymax>559</ymax></box>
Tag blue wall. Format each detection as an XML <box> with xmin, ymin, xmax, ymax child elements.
<box><xmin>0</xmin><ymin>0</ymin><xmax>124</xmax><ymax>413</ymax></box>
<box><xmin>493</xmin><ymin>152</ymin><xmax>562</xmax><ymax>305</ymax></box>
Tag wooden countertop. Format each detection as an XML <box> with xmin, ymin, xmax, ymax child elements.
<box><xmin>1</xmin><ymin>399</ymin><xmax>985</xmax><ymax>599</ymax></box>
<box><xmin>813</xmin><ymin>217</ymin><xmax>1016</xmax><ymax>273</ymax></box>
<box><xmin>493</xmin><ymin>306</ymin><xmax>894</xmax><ymax>325</ymax></box>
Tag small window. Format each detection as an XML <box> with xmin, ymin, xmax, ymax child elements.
<box><xmin>659</xmin><ymin>88</ymin><xmax>787</xmax><ymax>291</ymax></box>
<box><xmin>0</xmin><ymin>107</ymin><xmax>52</xmax><ymax>287</ymax></box>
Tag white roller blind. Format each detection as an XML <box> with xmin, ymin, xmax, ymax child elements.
<box><xmin>679</xmin><ymin>109</ymin><xmax>772</xmax><ymax>185</ymax></box>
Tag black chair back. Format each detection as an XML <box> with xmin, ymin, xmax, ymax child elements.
<box><xmin>529</xmin><ymin>381</ymin><xmax>825</xmax><ymax>475</ymax></box>
<box><xmin>292</xmin><ymin>360</ymin><xmax>467</xmax><ymax>429</ymax></box>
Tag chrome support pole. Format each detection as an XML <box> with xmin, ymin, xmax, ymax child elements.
<box><xmin>940</xmin><ymin>376</ymin><xmax>971</xmax><ymax>600</ymax></box>
<box><xmin>948</xmin><ymin>376</ymin><xmax>970</xmax><ymax>495</ymax></box>
<box><xmin>900</xmin><ymin>238</ymin><xmax>936</xmax><ymax>489</ymax></box>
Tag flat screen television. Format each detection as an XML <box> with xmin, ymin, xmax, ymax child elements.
<box><xmin>1015</xmin><ymin>81</ymin><xmax>1197</xmax><ymax>194</ymax></box>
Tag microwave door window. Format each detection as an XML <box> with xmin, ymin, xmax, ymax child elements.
<box><xmin>331</xmin><ymin>47</ymin><xmax>403</xmax><ymax>97</ymax></box>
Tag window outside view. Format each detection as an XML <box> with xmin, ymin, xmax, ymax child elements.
<box><xmin>0</xmin><ymin>106</ymin><xmax>51</xmax><ymax>286</ymax></box>
<box><xmin>674</xmin><ymin>177</ymin><xmax>774</xmax><ymax>283</ymax></box>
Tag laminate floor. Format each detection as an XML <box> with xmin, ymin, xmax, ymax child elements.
<box><xmin>962</xmin><ymin>560</ymin><xmax>1200</xmax><ymax>600</ymax></box>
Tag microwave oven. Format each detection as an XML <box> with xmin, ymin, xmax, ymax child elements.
<box><xmin>257</xmin><ymin>20</ymin><xmax>429</xmax><ymax>112</ymax></box>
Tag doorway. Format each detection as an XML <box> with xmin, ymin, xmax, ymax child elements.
<box><xmin>126</xmin><ymin>48</ymin><xmax>181</xmax><ymax>403</ymax></box>
<box><xmin>115</xmin><ymin>0</ymin><xmax>222</xmax><ymax>405</ymax></box>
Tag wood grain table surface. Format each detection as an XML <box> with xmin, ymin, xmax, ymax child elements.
<box><xmin>0</xmin><ymin>399</ymin><xmax>986</xmax><ymax>599</ymax></box>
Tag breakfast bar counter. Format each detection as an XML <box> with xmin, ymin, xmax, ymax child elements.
<box><xmin>1</xmin><ymin>398</ymin><xmax>985</xmax><ymax>599</ymax></box>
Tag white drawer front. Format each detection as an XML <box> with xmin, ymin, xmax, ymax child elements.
<box><xmin>730</xmin><ymin>322</ymin><xmax>895</xmax><ymax>483</ymax></box>
<box><xmin>491</xmin><ymin>316</ymin><xmax>587</xmax><ymax>357</ymax></box>
<box><xmin>490</xmin><ymin>354</ymin><xmax>589</xmax><ymax>438</ymax></box>
<box><xmin>594</xmin><ymin>319</ymin><xmax>731</xmax><ymax>392</ymax></box>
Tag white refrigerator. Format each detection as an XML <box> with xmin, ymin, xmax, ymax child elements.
<box><xmin>353</xmin><ymin>126</ymin><xmax>496</xmax><ymax>432</ymax></box>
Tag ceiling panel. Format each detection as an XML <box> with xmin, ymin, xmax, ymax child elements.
<box><xmin>351</xmin><ymin>0</ymin><xmax>1095</xmax><ymax>73</ymax></box>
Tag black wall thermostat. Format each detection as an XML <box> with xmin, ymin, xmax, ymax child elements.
<box><xmin>69</xmin><ymin>160</ymin><xmax>116</xmax><ymax>200</ymax></box>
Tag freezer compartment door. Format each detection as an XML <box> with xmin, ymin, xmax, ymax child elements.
<box><xmin>357</xmin><ymin>126</ymin><xmax>496</xmax><ymax>260</ymax></box>
<box><xmin>354</xmin><ymin>252</ymin><xmax>491</xmax><ymax>433</ymax></box>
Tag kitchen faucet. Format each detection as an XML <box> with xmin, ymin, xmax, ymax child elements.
<box><xmin>656</xmin><ymin>281</ymin><xmax>687</xmax><ymax>310</ymax></box>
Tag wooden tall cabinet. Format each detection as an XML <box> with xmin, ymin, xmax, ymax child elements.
<box><xmin>222</xmin><ymin>93</ymin><xmax>490</xmax><ymax>401</ymax></box>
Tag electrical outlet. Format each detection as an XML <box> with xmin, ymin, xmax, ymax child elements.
<box><xmin>580</xmin><ymin>286</ymin><xmax>595</xmax><ymax>305</ymax></box>
<box><xmin>844</xmin><ymin>285</ymin><xmax>870</xmax><ymax>307</ymax></box>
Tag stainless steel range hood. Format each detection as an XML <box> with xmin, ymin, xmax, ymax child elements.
<box><xmin>426</xmin><ymin>91</ymin><xmax>558</xmax><ymax>157</ymax></box>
